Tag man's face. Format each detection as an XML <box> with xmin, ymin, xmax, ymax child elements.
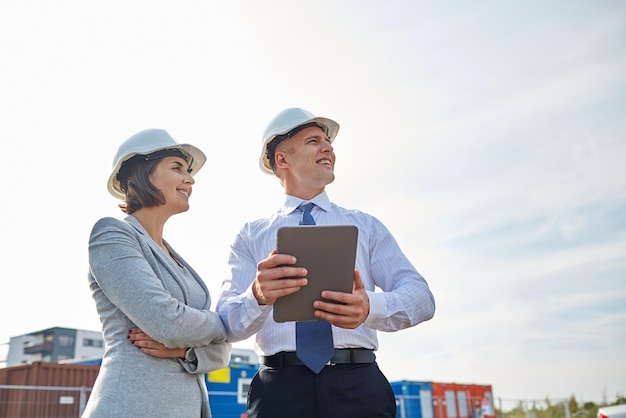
<box><xmin>276</xmin><ymin>125</ymin><xmax>336</xmax><ymax>194</ymax></box>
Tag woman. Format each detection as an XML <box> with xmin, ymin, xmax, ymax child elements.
<box><xmin>83</xmin><ymin>129</ymin><xmax>230</xmax><ymax>417</ymax></box>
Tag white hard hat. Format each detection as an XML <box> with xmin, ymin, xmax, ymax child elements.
<box><xmin>107</xmin><ymin>128</ymin><xmax>207</xmax><ymax>199</ymax></box>
<box><xmin>259</xmin><ymin>107</ymin><xmax>340</xmax><ymax>174</ymax></box>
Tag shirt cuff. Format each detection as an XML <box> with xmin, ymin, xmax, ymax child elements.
<box><xmin>363</xmin><ymin>290</ymin><xmax>387</xmax><ymax>326</ymax></box>
<box><xmin>242</xmin><ymin>286</ymin><xmax>272</xmax><ymax>323</ymax></box>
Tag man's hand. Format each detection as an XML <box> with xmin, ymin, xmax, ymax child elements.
<box><xmin>127</xmin><ymin>328</ymin><xmax>186</xmax><ymax>359</ymax></box>
<box><xmin>252</xmin><ymin>250</ymin><xmax>309</xmax><ymax>305</ymax></box>
<box><xmin>311</xmin><ymin>270</ymin><xmax>370</xmax><ymax>329</ymax></box>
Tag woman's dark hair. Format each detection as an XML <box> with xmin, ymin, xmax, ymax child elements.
<box><xmin>116</xmin><ymin>157</ymin><xmax>165</xmax><ymax>214</ymax></box>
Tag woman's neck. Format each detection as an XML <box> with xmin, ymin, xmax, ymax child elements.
<box><xmin>132</xmin><ymin>208</ymin><xmax>168</xmax><ymax>246</ymax></box>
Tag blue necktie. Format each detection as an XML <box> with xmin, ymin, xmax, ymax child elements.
<box><xmin>295</xmin><ymin>203</ymin><xmax>335</xmax><ymax>373</ymax></box>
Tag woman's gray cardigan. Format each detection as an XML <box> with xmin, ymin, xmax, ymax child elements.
<box><xmin>82</xmin><ymin>216</ymin><xmax>231</xmax><ymax>418</ymax></box>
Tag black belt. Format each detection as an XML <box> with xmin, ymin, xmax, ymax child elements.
<box><xmin>261</xmin><ymin>349</ymin><xmax>376</xmax><ymax>368</ymax></box>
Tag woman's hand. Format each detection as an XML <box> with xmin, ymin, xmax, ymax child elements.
<box><xmin>127</xmin><ymin>328</ymin><xmax>187</xmax><ymax>359</ymax></box>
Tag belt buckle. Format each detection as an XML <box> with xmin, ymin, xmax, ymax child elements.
<box><xmin>326</xmin><ymin>360</ymin><xmax>336</xmax><ymax>366</ymax></box>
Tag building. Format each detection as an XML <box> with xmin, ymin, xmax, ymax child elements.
<box><xmin>5</xmin><ymin>327</ymin><xmax>257</xmax><ymax>368</ymax></box>
<box><xmin>5</xmin><ymin>327</ymin><xmax>104</xmax><ymax>366</ymax></box>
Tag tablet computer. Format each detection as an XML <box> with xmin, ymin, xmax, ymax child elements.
<box><xmin>273</xmin><ymin>225</ymin><xmax>359</xmax><ymax>323</ymax></box>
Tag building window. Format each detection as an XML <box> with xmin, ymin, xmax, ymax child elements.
<box><xmin>83</xmin><ymin>338</ymin><xmax>103</xmax><ymax>348</ymax></box>
<box><xmin>58</xmin><ymin>335</ymin><xmax>74</xmax><ymax>347</ymax></box>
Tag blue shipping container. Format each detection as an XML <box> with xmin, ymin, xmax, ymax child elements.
<box><xmin>206</xmin><ymin>362</ymin><xmax>259</xmax><ymax>418</ymax></box>
<box><xmin>391</xmin><ymin>380</ymin><xmax>435</xmax><ymax>418</ymax></box>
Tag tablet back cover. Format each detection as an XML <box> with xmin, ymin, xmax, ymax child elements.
<box><xmin>273</xmin><ymin>225</ymin><xmax>358</xmax><ymax>323</ymax></box>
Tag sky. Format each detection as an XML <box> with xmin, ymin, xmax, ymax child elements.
<box><xmin>1</xmin><ymin>0</ymin><xmax>625</xmax><ymax>410</ymax></box>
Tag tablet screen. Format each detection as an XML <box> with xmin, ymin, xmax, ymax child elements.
<box><xmin>273</xmin><ymin>225</ymin><xmax>358</xmax><ymax>323</ymax></box>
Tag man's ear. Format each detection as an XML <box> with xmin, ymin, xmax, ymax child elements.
<box><xmin>274</xmin><ymin>151</ymin><xmax>288</xmax><ymax>170</ymax></box>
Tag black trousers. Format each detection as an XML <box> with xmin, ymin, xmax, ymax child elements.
<box><xmin>246</xmin><ymin>362</ymin><xmax>396</xmax><ymax>418</ymax></box>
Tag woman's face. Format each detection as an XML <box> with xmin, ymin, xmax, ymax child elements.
<box><xmin>149</xmin><ymin>156</ymin><xmax>194</xmax><ymax>213</ymax></box>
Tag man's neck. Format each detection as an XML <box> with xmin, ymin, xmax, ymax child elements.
<box><xmin>284</xmin><ymin>188</ymin><xmax>325</xmax><ymax>201</ymax></box>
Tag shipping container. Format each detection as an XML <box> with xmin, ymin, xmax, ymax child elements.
<box><xmin>207</xmin><ymin>361</ymin><xmax>259</xmax><ymax>418</ymax></box>
<box><xmin>391</xmin><ymin>380</ymin><xmax>435</xmax><ymax>418</ymax></box>
<box><xmin>0</xmin><ymin>361</ymin><xmax>99</xmax><ymax>417</ymax></box>
<box><xmin>430</xmin><ymin>382</ymin><xmax>495</xmax><ymax>418</ymax></box>
<box><xmin>467</xmin><ymin>383</ymin><xmax>496</xmax><ymax>418</ymax></box>
<box><xmin>431</xmin><ymin>381</ymin><xmax>457</xmax><ymax>418</ymax></box>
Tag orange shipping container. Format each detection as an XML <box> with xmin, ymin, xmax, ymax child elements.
<box><xmin>431</xmin><ymin>382</ymin><xmax>495</xmax><ymax>418</ymax></box>
<box><xmin>0</xmin><ymin>361</ymin><xmax>99</xmax><ymax>418</ymax></box>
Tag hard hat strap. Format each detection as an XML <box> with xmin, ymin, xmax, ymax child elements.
<box><xmin>142</xmin><ymin>148</ymin><xmax>189</xmax><ymax>162</ymax></box>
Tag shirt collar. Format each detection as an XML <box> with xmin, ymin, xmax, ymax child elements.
<box><xmin>282</xmin><ymin>191</ymin><xmax>331</xmax><ymax>215</ymax></box>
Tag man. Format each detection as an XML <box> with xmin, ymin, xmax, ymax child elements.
<box><xmin>216</xmin><ymin>107</ymin><xmax>435</xmax><ymax>418</ymax></box>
